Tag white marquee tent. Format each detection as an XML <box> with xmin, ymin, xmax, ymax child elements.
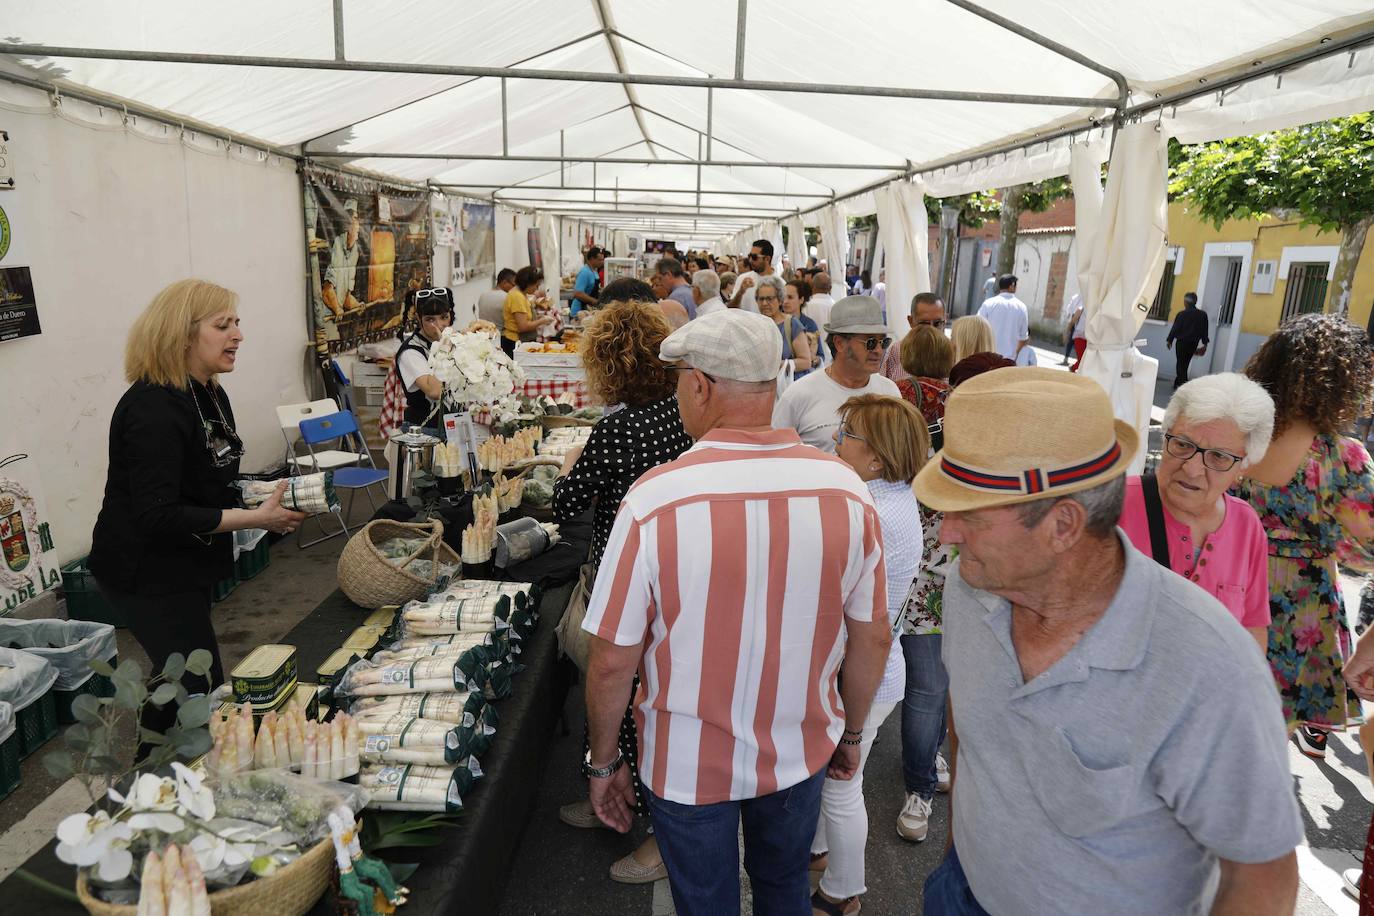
<box><xmin>3</xmin><ymin>0</ymin><xmax>1374</xmax><ymax>557</ymax></box>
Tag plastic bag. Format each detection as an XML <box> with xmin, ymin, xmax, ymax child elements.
<box><xmin>238</xmin><ymin>472</ymin><xmax>339</xmax><ymax>514</ymax></box>
<box><xmin>494</xmin><ymin>517</ymin><xmax>560</xmax><ymax>568</ymax></box>
<box><xmin>360</xmin><ymin>758</ymin><xmax>484</xmax><ymax>813</ymax></box>
<box><xmin>0</xmin><ymin>700</ymin><xmax>12</xmax><ymax>745</ymax></box>
<box><xmin>0</xmin><ymin>646</ymin><xmax>58</xmax><ymax>712</ymax></box>
<box><xmin>0</xmin><ymin>619</ymin><xmax>117</xmax><ymax>691</ymax></box>
<box><xmin>208</xmin><ymin>768</ymin><xmax>368</xmax><ymax>847</ymax></box>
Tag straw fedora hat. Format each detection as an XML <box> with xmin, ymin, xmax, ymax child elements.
<box><xmin>913</xmin><ymin>366</ymin><xmax>1137</xmax><ymax>512</ymax></box>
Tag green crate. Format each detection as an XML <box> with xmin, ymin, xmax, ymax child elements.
<box><xmin>16</xmin><ymin>690</ymin><xmax>58</xmax><ymax>759</ymax></box>
<box><xmin>54</xmin><ymin>666</ymin><xmax>116</xmax><ymax>725</ymax></box>
<box><xmin>60</xmin><ymin>557</ymin><xmax>125</xmax><ymax>628</ymax></box>
<box><xmin>0</xmin><ymin>731</ymin><xmax>19</xmax><ymax>802</ymax></box>
<box><xmin>212</xmin><ymin>575</ymin><xmax>237</xmax><ymax>603</ymax></box>
<box><xmin>234</xmin><ymin>537</ymin><xmax>271</xmax><ymax>581</ymax></box>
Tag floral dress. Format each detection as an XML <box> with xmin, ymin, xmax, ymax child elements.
<box><xmin>1231</xmin><ymin>435</ymin><xmax>1374</xmax><ymax>731</ymax></box>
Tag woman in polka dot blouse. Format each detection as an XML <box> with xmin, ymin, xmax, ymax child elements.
<box><xmin>553</xmin><ymin>292</ymin><xmax>693</xmax><ymax>885</ymax></box>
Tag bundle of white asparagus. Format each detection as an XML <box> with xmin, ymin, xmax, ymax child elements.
<box><xmin>337</xmin><ymin>656</ymin><xmax>462</xmax><ymax>697</ymax></box>
<box><xmin>537</xmin><ymin>426</ymin><xmax>594</xmax><ymax>460</ymax></box>
<box><xmin>398</xmin><ymin>594</ymin><xmax>513</xmax><ymax>637</ymax></box>
<box><xmin>238</xmin><ymin>473</ymin><xmax>338</xmax><ymax>514</ymax></box>
<box><xmin>491</xmin><ymin>474</ymin><xmax>526</xmax><ymax>513</ymax></box>
<box><xmin>460</xmin><ymin>522</ymin><xmax>493</xmax><ymax>564</ymax></box>
<box><xmin>433</xmin><ymin>442</ymin><xmax>465</xmax><ymax>478</ymax></box>
<box><xmin>360</xmin><ymin>761</ymin><xmax>481</xmax><ymax>813</ymax></box>
<box><xmin>371</xmin><ymin>630</ymin><xmax>500</xmax><ymax>665</ymax></box>
<box><xmin>356</xmin><ymin>714</ymin><xmax>465</xmax><ymax>765</ymax></box>
<box><xmin>428</xmin><ymin>578</ymin><xmax>534</xmax><ymax>603</ymax></box>
<box><xmin>349</xmin><ymin>691</ymin><xmax>488</xmax><ymax>727</ymax></box>
<box><xmin>206</xmin><ymin>703</ymin><xmax>359</xmax><ymax>780</ymax></box>
<box><xmin>136</xmin><ymin>844</ymin><xmax>210</xmax><ymax>916</ymax></box>
<box><xmin>473</xmin><ymin>491</ymin><xmax>499</xmax><ymax>526</ymax></box>
<box><xmin>476</xmin><ymin>431</ymin><xmax>538</xmax><ymax>474</ymax></box>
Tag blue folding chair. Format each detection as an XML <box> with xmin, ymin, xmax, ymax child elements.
<box><xmin>296</xmin><ymin>410</ymin><xmax>389</xmax><ymax>548</ymax></box>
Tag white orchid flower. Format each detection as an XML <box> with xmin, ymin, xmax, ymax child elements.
<box><xmin>55</xmin><ymin>811</ymin><xmax>135</xmax><ymax>882</ymax></box>
<box><xmin>171</xmin><ymin>762</ymin><xmax>216</xmax><ymax>821</ymax></box>
<box><xmin>127</xmin><ymin>810</ymin><xmax>186</xmax><ymax>833</ymax></box>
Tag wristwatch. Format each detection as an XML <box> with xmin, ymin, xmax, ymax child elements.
<box><xmin>582</xmin><ymin>750</ymin><xmax>624</xmax><ymax>779</ymax></box>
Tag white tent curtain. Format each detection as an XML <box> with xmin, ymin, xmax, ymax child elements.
<box><xmin>1072</xmin><ymin>123</ymin><xmax>1168</xmax><ymax>474</ymax></box>
<box><xmin>535</xmin><ymin>211</ymin><xmax>561</xmax><ymax>293</ymax></box>
<box><xmin>784</xmin><ymin>215</ymin><xmax>807</xmax><ymax>276</ymax></box>
<box><xmin>875</xmin><ymin>178</ymin><xmax>932</xmax><ymax>341</ymax></box>
<box><xmin>819</xmin><ymin>205</ymin><xmax>849</xmax><ymax>284</ymax></box>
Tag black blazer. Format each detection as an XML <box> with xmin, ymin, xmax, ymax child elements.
<box><xmin>89</xmin><ymin>380</ymin><xmax>241</xmax><ymax>594</ymax></box>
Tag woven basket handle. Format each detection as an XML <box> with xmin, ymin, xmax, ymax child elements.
<box><xmin>385</xmin><ymin>520</ymin><xmax>444</xmax><ymax>575</ymax></box>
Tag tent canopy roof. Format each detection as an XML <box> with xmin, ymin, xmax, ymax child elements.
<box><xmin>5</xmin><ymin>0</ymin><xmax>1374</xmax><ymax>230</ymax></box>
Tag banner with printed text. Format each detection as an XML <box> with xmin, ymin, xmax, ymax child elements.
<box><xmin>303</xmin><ymin>169</ymin><xmax>431</xmax><ymax>355</ymax></box>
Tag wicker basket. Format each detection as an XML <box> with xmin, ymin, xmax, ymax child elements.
<box><xmin>337</xmin><ymin>519</ymin><xmax>459</xmax><ymax>609</ymax></box>
<box><xmin>76</xmin><ymin>835</ymin><xmax>334</xmax><ymax>916</ymax></box>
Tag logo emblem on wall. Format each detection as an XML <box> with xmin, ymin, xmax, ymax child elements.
<box><xmin>0</xmin><ymin>203</ymin><xmax>10</xmax><ymax>262</ymax></box>
<box><xmin>0</xmin><ymin>496</ymin><xmax>30</xmax><ymax>573</ymax></box>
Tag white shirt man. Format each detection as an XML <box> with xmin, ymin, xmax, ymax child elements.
<box><xmin>773</xmin><ymin>295</ymin><xmax>901</xmax><ymax>452</ymax></box>
<box><xmin>730</xmin><ymin>240</ymin><xmax>783</xmax><ymax>314</ymax></box>
<box><xmin>692</xmin><ymin>268</ymin><xmax>726</xmax><ymax>317</ymax></box>
<box><xmin>807</xmin><ymin>272</ymin><xmax>838</xmax><ymax>349</ymax></box>
<box><xmin>977</xmin><ymin>278</ymin><xmax>1030</xmax><ymax>360</ymax></box>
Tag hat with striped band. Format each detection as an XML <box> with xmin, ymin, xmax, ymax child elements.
<box><xmin>913</xmin><ymin>366</ymin><xmax>1137</xmax><ymax>512</ymax></box>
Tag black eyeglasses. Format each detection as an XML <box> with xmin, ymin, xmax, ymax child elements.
<box><xmin>840</xmin><ymin>335</ymin><xmax>892</xmax><ymax>351</ymax></box>
<box><xmin>1163</xmin><ymin>434</ymin><xmax>1245</xmax><ymax>472</ymax></box>
<box><xmin>670</xmin><ymin>365</ymin><xmax>716</xmax><ymax>383</ymax></box>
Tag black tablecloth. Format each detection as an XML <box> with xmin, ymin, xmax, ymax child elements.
<box><xmin>0</xmin><ymin>583</ymin><xmax>577</xmax><ymax>915</ymax></box>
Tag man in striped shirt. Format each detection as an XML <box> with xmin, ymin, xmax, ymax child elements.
<box><xmin>581</xmin><ymin>308</ymin><xmax>893</xmax><ymax>916</ymax></box>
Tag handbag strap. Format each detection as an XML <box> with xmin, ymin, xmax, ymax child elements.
<box><xmin>1140</xmin><ymin>475</ymin><xmax>1172</xmax><ymax>568</ymax></box>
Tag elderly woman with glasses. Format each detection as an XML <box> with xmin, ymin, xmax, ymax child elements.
<box><xmin>1118</xmin><ymin>374</ymin><xmax>1275</xmax><ymax>651</ymax></box>
<box><xmin>755</xmin><ymin>275</ymin><xmax>813</xmax><ymax>377</ymax></box>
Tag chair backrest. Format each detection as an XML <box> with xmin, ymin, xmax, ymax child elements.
<box><xmin>299</xmin><ymin>410</ymin><xmax>361</xmax><ymax>446</ymax></box>
<box><xmin>276</xmin><ymin>399</ymin><xmax>340</xmax><ymax>433</ymax></box>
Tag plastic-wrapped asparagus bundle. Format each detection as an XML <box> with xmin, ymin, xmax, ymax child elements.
<box><xmin>371</xmin><ymin>631</ymin><xmax>510</xmax><ymax>666</ymax></box>
<box><xmin>397</xmin><ymin>593</ymin><xmax>515</xmax><ymax>637</ymax></box>
<box><xmin>360</xmin><ymin>760</ymin><xmax>483</xmax><ymax>813</ymax></box>
<box><xmin>349</xmin><ymin>691</ymin><xmax>492</xmax><ymax>728</ymax></box>
<box><xmin>356</xmin><ymin>715</ymin><xmax>465</xmax><ymax>765</ymax></box>
<box><xmin>334</xmin><ymin>649</ymin><xmax>509</xmax><ymax>699</ymax></box>
<box><xmin>238</xmin><ymin>473</ymin><xmax>339</xmax><ymax>514</ymax></box>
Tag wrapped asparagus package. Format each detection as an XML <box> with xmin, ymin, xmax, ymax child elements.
<box><xmin>360</xmin><ymin>761</ymin><xmax>481</xmax><ymax>813</ymax></box>
<box><xmin>333</xmin><ymin>647</ymin><xmax>511</xmax><ymax>700</ymax></box>
<box><xmin>349</xmin><ymin>691</ymin><xmax>494</xmax><ymax>728</ymax></box>
<box><xmin>209</xmin><ymin>768</ymin><xmax>368</xmax><ymax>846</ymax></box>
<box><xmin>238</xmin><ymin>473</ymin><xmax>339</xmax><ymax>514</ymax></box>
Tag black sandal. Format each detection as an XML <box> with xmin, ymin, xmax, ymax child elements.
<box><xmin>811</xmin><ymin>889</ymin><xmax>860</xmax><ymax>916</ymax></box>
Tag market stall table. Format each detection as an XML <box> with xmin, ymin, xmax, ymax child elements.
<box><xmin>0</xmin><ymin>581</ymin><xmax>578</xmax><ymax>916</ymax></box>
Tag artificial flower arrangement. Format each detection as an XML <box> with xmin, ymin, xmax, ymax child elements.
<box><xmin>426</xmin><ymin>327</ymin><xmax>526</xmax><ymax>415</ymax></box>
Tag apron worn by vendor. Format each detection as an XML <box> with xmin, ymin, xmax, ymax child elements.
<box><xmin>396</xmin><ymin>330</ymin><xmax>440</xmax><ymax>431</ymax></box>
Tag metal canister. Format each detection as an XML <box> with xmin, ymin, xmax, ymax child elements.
<box><xmin>389</xmin><ymin>427</ymin><xmax>441</xmax><ymax>502</ymax></box>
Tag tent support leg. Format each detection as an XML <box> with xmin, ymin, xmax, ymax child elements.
<box><xmin>332</xmin><ymin>0</ymin><xmax>345</xmax><ymax>61</ymax></box>
<box><xmin>735</xmin><ymin>0</ymin><xmax>748</xmax><ymax>79</ymax></box>
<box><xmin>501</xmin><ymin>78</ymin><xmax>509</xmax><ymax>156</ymax></box>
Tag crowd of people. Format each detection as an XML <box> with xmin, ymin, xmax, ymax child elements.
<box><xmin>529</xmin><ymin>237</ymin><xmax>1374</xmax><ymax>916</ymax></box>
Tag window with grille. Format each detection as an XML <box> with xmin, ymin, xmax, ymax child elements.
<box><xmin>1281</xmin><ymin>262</ymin><xmax>1330</xmax><ymax>321</ymax></box>
<box><xmin>1147</xmin><ymin>269</ymin><xmax>1176</xmax><ymax>321</ymax></box>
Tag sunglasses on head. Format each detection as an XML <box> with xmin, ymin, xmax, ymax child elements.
<box><xmin>415</xmin><ymin>287</ymin><xmax>451</xmax><ymax>302</ymax></box>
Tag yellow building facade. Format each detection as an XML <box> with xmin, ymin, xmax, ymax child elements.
<box><xmin>1158</xmin><ymin>201</ymin><xmax>1374</xmax><ymax>333</ymax></box>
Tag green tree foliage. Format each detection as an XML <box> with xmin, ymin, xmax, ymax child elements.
<box><xmin>1169</xmin><ymin>115</ymin><xmax>1374</xmax><ymax>315</ymax></box>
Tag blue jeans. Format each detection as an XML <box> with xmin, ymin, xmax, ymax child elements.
<box><xmin>645</xmin><ymin>769</ymin><xmax>826</xmax><ymax>916</ymax></box>
<box><xmin>901</xmin><ymin>633</ymin><xmax>949</xmax><ymax>798</ymax></box>
<box><xmin>923</xmin><ymin>847</ymin><xmax>992</xmax><ymax>916</ymax></box>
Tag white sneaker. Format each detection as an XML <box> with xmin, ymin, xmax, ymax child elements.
<box><xmin>936</xmin><ymin>753</ymin><xmax>952</xmax><ymax>793</ymax></box>
<box><xmin>897</xmin><ymin>792</ymin><xmax>933</xmax><ymax>842</ymax></box>
<box><xmin>1343</xmin><ymin>867</ymin><xmax>1362</xmax><ymax>900</ymax></box>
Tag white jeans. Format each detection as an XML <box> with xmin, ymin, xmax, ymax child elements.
<box><xmin>810</xmin><ymin>700</ymin><xmax>898</xmax><ymax>899</ymax></box>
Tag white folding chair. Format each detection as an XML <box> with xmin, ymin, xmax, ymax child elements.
<box><xmin>276</xmin><ymin>399</ymin><xmax>362</xmax><ymax>475</ymax></box>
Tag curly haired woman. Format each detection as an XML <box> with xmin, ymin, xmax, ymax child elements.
<box><xmin>1232</xmin><ymin>313</ymin><xmax>1374</xmax><ymax>758</ymax></box>
<box><xmin>552</xmin><ymin>284</ymin><xmax>693</xmax><ymax>884</ymax></box>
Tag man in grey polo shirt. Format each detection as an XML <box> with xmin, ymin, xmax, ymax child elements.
<box><xmin>912</xmin><ymin>366</ymin><xmax>1302</xmax><ymax>916</ymax></box>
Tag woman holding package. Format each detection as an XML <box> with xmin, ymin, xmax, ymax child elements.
<box><xmin>1232</xmin><ymin>314</ymin><xmax>1374</xmax><ymax>759</ymax></box>
<box><xmin>553</xmin><ymin>283</ymin><xmax>693</xmax><ymax>885</ymax></box>
<box><xmin>1117</xmin><ymin>373</ymin><xmax>1274</xmax><ymax>648</ymax></box>
<box><xmin>810</xmin><ymin>394</ymin><xmax>928</xmax><ymax>916</ymax></box>
<box><xmin>89</xmin><ymin>279</ymin><xmax>304</xmax><ymax>752</ymax></box>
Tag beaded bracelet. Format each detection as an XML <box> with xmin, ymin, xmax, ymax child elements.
<box><xmin>839</xmin><ymin>736</ymin><xmax>862</xmax><ymax>746</ymax></box>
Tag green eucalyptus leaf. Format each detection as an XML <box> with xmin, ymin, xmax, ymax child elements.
<box><xmin>138</xmin><ymin>728</ymin><xmax>169</xmax><ymax>746</ymax></box>
<box><xmin>71</xmin><ymin>694</ymin><xmax>102</xmax><ymax>724</ymax></box>
<box><xmin>88</xmin><ymin>658</ymin><xmax>115</xmax><ymax>678</ymax></box>
<box><xmin>185</xmin><ymin>649</ymin><xmax>214</xmax><ymax>678</ymax></box>
<box><xmin>175</xmin><ymin>729</ymin><xmax>212</xmax><ymax>758</ymax></box>
<box><xmin>161</xmin><ymin>653</ymin><xmax>186</xmax><ymax>682</ymax></box>
<box><xmin>43</xmin><ymin>751</ymin><xmax>74</xmax><ymax>779</ymax></box>
<box><xmin>113</xmin><ymin>658</ymin><xmax>143</xmax><ymax>686</ymax></box>
<box><xmin>177</xmin><ymin>695</ymin><xmax>212</xmax><ymax>729</ymax></box>
<box><xmin>175</xmin><ymin>685</ymin><xmax>190</xmax><ymax>705</ymax></box>
<box><xmin>150</xmin><ymin>683</ymin><xmax>179</xmax><ymax>707</ymax></box>
<box><xmin>89</xmin><ymin>755</ymin><xmax>122</xmax><ymax>776</ymax></box>
<box><xmin>114</xmin><ymin>680</ymin><xmax>147</xmax><ymax>710</ymax></box>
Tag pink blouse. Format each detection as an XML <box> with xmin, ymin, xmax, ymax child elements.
<box><xmin>1118</xmin><ymin>476</ymin><xmax>1271</xmax><ymax>629</ymax></box>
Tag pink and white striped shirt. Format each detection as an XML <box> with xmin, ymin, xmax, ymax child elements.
<box><xmin>581</xmin><ymin>427</ymin><xmax>887</xmax><ymax>805</ymax></box>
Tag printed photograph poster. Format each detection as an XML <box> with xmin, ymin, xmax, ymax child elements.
<box><xmin>0</xmin><ymin>265</ymin><xmax>39</xmax><ymax>343</ymax></box>
<box><xmin>0</xmin><ymin>452</ymin><xmax>60</xmax><ymax>614</ymax></box>
<box><xmin>303</xmin><ymin>170</ymin><xmax>432</xmax><ymax>354</ymax></box>
<box><xmin>459</xmin><ymin>202</ymin><xmax>495</xmax><ymax>279</ymax></box>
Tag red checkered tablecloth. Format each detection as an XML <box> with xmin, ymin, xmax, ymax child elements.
<box><xmin>519</xmin><ymin>378</ymin><xmax>589</xmax><ymax>407</ymax></box>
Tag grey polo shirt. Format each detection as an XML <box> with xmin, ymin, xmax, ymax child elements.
<box><xmin>943</xmin><ymin>531</ymin><xmax>1303</xmax><ymax>916</ymax></box>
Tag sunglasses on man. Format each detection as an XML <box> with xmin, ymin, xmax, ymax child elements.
<box><xmin>839</xmin><ymin>334</ymin><xmax>892</xmax><ymax>351</ymax></box>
